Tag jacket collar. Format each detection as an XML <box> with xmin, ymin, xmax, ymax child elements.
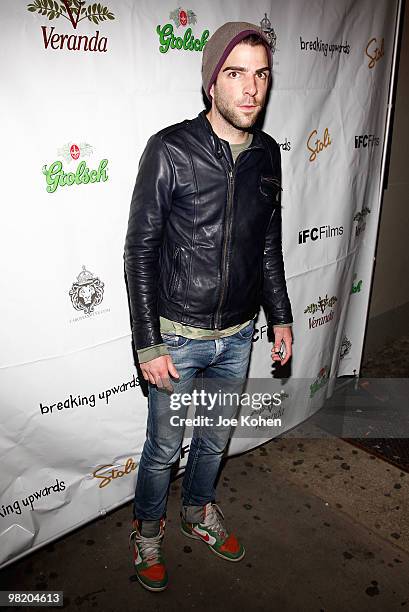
<box><xmin>197</xmin><ymin>109</ymin><xmax>264</xmax><ymax>160</ymax></box>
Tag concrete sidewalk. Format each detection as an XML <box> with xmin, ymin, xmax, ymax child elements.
<box><xmin>1</xmin><ymin>428</ymin><xmax>408</xmax><ymax>611</ymax></box>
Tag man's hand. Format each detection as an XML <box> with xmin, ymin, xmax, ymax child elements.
<box><xmin>271</xmin><ymin>326</ymin><xmax>293</xmax><ymax>366</ymax></box>
<box><xmin>140</xmin><ymin>355</ymin><xmax>180</xmax><ymax>392</ymax></box>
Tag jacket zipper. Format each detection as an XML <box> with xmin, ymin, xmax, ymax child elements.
<box><xmin>169</xmin><ymin>245</ymin><xmax>181</xmax><ymax>296</ymax></box>
<box><xmin>214</xmin><ymin>166</ymin><xmax>234</xmax><ymax>328</ymax></box>
<box><xmin>214</xmin><ymin>146</ymin><xmax>256</xmax><ymax>329</ymax></box>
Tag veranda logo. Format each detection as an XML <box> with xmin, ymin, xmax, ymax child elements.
<box><xmin>42</xmin><ymin>141</ymin><xmax>108</xmax><ymax>193</ymax></box>
<box><xmin>353</xmin><ymin>206</ymin><xmax>371</xmax><ymax>237</ymax></box>
<box><xmin>340</xmin><ymin>336</ymin><xmax>352</xmax><ymax>360</ymax></box>
<box><xmin>27</xmin><ymin>0</ymin><xmax>115</xmax><ymax>52</ymax></box>
<box><xmin>156</xmin><ymin>7</ymin><xmax>209</xmax><ymax>53</ymax></box>
<box><xmin>304</xmin><ymin>294</ymin><xmax>337</xmax><ymax>330</ymax></box>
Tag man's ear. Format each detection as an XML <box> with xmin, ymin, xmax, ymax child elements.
<box><xmin>209</xmin><ymin>83</ymin><xmax>214</xmax><ymax>100</ymax></box>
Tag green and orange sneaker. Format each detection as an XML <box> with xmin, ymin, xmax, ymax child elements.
<box><xmin>129</xmin><ymin>518</ymin><xmax>168</xmax><ymax>592</ymax></box>
<box><xmin>180</xmin><ymin>502</ymin><xmax>245</xmax><ymax>562</ymax></box>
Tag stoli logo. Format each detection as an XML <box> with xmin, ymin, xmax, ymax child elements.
<box><xmin>307</xmin><ymin>127</ymin><xmax>332</xmax><ymax>162</ymax></box>
<box><xmin>27</xmin><ymin>0</ymin><xmax>115</xmax><ymax>52</ymax></box>
<box><xmin>365</xmin><ymin>37</ymin><xmax>384</xmax><ymax>69</ymax></box>
<box><xmin>92</xmin><ymin>457</ymin><xmax>137</xmax><ymax>489</ymax></box>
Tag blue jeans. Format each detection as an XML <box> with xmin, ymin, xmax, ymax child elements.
<box><xmin>133</xmin><ymin>319</ymin><xmax>254</xmax><ymax>520</ymax></box>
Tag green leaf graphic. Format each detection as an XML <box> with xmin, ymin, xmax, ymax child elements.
<box><xmin>27</xmin><ymin>0</ymin><xmax>115</xmax><ymax>23</ymax></box>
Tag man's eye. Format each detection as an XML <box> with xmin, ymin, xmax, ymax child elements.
<box><xmin>257</xmin><ymin>72</ymin><xmax>267</xmax><ymax>79</ymax></box>
<box><xmin>229</xmin><ymin>71</ymin><xmax>239</xmax><ymax>78</ymax></box>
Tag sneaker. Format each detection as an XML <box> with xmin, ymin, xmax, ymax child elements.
<box><xmin>180</xmin><ymin>502</ymin><xmax>245</xmax><ymax>562</ymax></box>
<box><xmin>129</xmin><ymin>518</ymin><xmax>168</xmax><ymax>591</ymax></box>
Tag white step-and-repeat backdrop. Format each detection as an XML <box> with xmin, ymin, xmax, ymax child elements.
<box><xmin>0</xmin><ymin>0</ymin><xmax>399</xmax><ymax>566</ymax></box>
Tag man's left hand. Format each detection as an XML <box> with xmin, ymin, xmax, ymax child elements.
<box><xmin>271</xmin><ymin>326</ymin><xmax>293</xmax><ymax>366</ymax></box>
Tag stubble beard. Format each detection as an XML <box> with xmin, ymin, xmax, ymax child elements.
<box><xmin>213</xmin><ymin>85</ymin><xmax>264</xmax><ymax>131</ymax></box>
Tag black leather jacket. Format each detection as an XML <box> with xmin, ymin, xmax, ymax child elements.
<box><xmin>124</xmin><ymin>109</ymin><xmax>293</xmax><ymax>351</ymax></box>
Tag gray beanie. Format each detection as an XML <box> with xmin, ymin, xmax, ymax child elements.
<box><xmin>202</xmin><ymin>21</ymin><xmax>272</xmax><ymax>102</ymax></box>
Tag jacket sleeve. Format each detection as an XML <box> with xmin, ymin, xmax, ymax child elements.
<box><xmin>261</xmin><ymin>140</ymin><xmax>293</xmax><ymax>328</ymax></box>
<box><xmin>124</xmin><ymin>134</ymin><xmax>175</xmax><ymax>351</ymax></box>
<box><xmin>137</xmin><ymin>343</ymin><xmax>169</xmax><ymax>364</ymax></box>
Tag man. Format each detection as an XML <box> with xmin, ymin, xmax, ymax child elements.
<box><xmin>124</xmin><ymin>21</ymin><xmax>293</xmax><ymax>592</ymax></box>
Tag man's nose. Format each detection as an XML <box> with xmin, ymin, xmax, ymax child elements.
<box><xmin>243</xmin><ymin>73</ymin><xmax>258</xmax><ymax>97</ymax></box>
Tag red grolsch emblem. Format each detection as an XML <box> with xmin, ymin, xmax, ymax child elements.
<box><xmin>179</xmin><ymin>9</ymin><xmax>187</xmax><ymax>26</ymax></box>
<box><xmin>70</xmin><ymin>144</ymin><xmax>80</xmax><ymax>160</ymax></box>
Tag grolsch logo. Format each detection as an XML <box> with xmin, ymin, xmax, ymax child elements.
<box><xmin>156</xmin><ymin>7</ymin><xmax>209</xmax><ymax>53</ymax></box>
<box><xmin>351</xmin><ymin>273</ymin><xmax>363</xmax><ymax>294</ymax></box>
<box><xmin>42</xmin><ymin>142</ymin><xmax>109</xmax><ymax>193</ymax></box>
<box><xmin>310</xmin><ymin>366</ymin><xmax>329</xmax><ymax>398</ymax></box>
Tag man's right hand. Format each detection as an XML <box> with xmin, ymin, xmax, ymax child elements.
<box><xmin>140</xmin><ymin>355</ymin><xmax>180</xmax><ymax>392</ymax></box>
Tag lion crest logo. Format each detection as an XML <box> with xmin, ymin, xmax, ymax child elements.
<box><xmin>69</xmin><ymin>265</ymin><xmax>104</xmax><ymax>314</ymax></box>
<box><xmin>260</xmin><ymin>13</ymin><xmax>277</xmax><ymax>54</ymax></box>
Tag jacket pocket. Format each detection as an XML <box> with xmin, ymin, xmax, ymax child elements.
<box><xmin>168</xmin><ymin>245</ymin><xmax>181</xmax><ymax>297</ymax></box>
<box><xmin>259</xmin><ymin>175</ymin><xmax>282</xmax><ymax>203</ymax></box>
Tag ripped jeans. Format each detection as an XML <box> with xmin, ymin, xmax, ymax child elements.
<box><xmin>133</xmin><ymin>319</ymin><xmax>254</xmax><ymax>520</ymax></box>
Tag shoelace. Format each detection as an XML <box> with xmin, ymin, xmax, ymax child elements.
<box><xmin>201</xmin><ymin>503</ymin><xmax>228</xmax><ymax>539</ymax></box>
<box><xmin>129</xmin><ymin>529</ymin><xmax>163</xmax><ymax>568</ymax></box>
